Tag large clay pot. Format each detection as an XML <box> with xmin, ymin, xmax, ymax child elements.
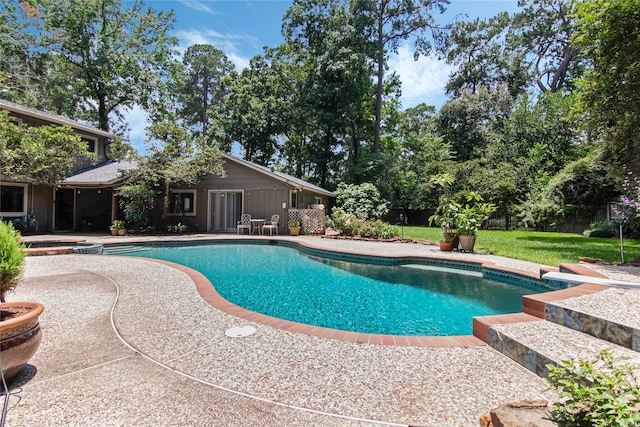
<box><xmin>289</xmin><ymin>227</ymin><xmax>301</xmax><ymax>236</ymax></box>
<box><xmin>439</xmin><ymin>241</ymin><xmax>453</xmax><ymax>251</ymax></box>
<box><xmin>0</xmin><ymin>302</ymin><xmax>44</xmax><ymax>382</ymax></box>
<box><xmin>458</xmin><ymin>234</ymin><xmax>477</xmax><ymax>252</ymax></box>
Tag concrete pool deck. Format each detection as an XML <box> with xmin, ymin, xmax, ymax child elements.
<box><xmin>5</xmin><ymin>233</ymin><xmax>638</xmax><ymax>425</ymax></box>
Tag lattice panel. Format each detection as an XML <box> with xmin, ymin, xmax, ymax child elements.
<box><xmin>287</xmin><ymin>208</ymin><xmax>325</xmax><ymax>234</ymax></box>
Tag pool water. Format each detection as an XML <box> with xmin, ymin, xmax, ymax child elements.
<box><xmin>116</xmin><ymin>243</ymin><xmax>535</xmax><ymax>336</ymax></box>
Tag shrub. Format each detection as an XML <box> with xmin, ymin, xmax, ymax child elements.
<box><xmin>328</xmin><ymin>208</ymin><xmax>397</xmax><ymax>239</ymax></box>
<box><xmin>0</xmin><ymin>221</ymin><xmax>26</xmax><ymax>302</ymax></box>
<box><xmin>335</xmin><ymin>183</ymin><xmax>389</xmax><ymax>220</ymax></box>
<box><xmin>167</xmin><ymin>222</ymin><xmax>187</xmax><ymax>233</ymax></box>
<box><xmin>583</xmin><ymin>221</ymin><xmax>615</xmax><ymax>238</ymax></box>
<box><xmin>546</xmin><ymin>349</ymin><xmax>640</xmax><ymax>426</ymax></box>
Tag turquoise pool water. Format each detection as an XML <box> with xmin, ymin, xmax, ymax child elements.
<box><xmin>115</xmin><ymin>243</ymin><xmax>536</xmax><ymax>336</ymax></box>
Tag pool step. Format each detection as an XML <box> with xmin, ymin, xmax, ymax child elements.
<box><xmin>527</xmin><ymin>287</ymin><xmax>640</xmax><ymax>352</ymax></box>
<box><xmin>484</xmin><ymin>316</ymin><xmax>640</xmax><ymax>378</ymax></box>
<box><xmin>474</xmin><ymin>282</ymin><xmax>640</xmax><ymax>377</ymax></box>
<box><xmin>102</xmin><ymin>245</ymin><xmax>148</xmax><ymax>255</ymax></box>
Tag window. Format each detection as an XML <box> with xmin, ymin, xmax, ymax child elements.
<box><xmin>290</xmin><ymin>191</ymin><xmax>298</xmax><ymax>209</ymax></box>
<box><xmin>81</xmin><ymin>136</ymin><xmax>96</xmax><ymax>153</ymax></box>
<box><xmin>314</xmin><ymin>197</ymin><xmax>322</xmax><ymax>205</ymax></box>
<box><xmin>168</xmin><ymin>190</ymin><xmax>196</xmax><ymax>216</ymax></box>
<box><xmin>0</xmin><ymin>183</ymin><xmax>27</xmax><ymax>216</ymax></box>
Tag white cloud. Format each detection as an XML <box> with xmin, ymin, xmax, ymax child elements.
<box><xmin>387</xmin><ymin>44</ymin><xmax>453</xmax><ymax>109</ymax></box>
<box><xmin>123</xmin><ymin>104</ymin><xmax>149</xmax><ymax>154</ymax></box>
<box><xmin>177</xmin><ymin>0</ymin><xmax>218</xmax><ymax>16</ymax></box>
<box><xmin>173</xmin><ymin>29</ymin><xmax>257</xmax><ymax>70</ymax></box>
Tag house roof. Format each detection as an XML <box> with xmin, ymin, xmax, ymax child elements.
<box><xmin>61</xmin><ymin>160</ymin><xmax>138</xmax><ymax>186</ymax></box>
<box><xmin>222</xmin><ymin>154</ymin><xmax>335</xmax><ymax>197</ymax></box>
<box><xmin>0</xmin><ymin>98</ymin><xmax>117</xmax><ymax>140</ymax></box>
<box><xmin>58</xmin><ymin>153</ymin><xmax>334</xmax><ymax>196</ymax></box>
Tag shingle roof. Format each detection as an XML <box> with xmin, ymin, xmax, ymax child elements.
<box><xmin>62</xmin><ymin>160</ymin><xmax>137</xmax><ymax>186</ymax></box>
<box><xmin>0</xmin><ymin>98</ymin><xmax>117</xmax><ymax>139</ymax></box>
<box><xmin>223</xmin><ymin>154</ymin><xmax>335</xmax><ymax>197</ymax></box>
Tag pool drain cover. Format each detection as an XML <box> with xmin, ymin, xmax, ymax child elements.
<box><xmin>225</xmin><ymin>325</ymin><xmax>256</xmax><ymax>338</ymax></box>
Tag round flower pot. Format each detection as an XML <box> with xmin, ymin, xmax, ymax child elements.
<box><xmin>110</xmin><ymin>228</ymin><xmax>119</xmax><ymax>236</ymax></box>
<box><xmin>0</xmin><ymin>301</ymin><xmax>44</xmax><ymax>382</ymax></box>
<box><xmin>289</xmin><ymin>227</ymin><xmax>301</xmax><ymax>236</ymax></box>
<box><xmin>439</xmin><ymin>241</ymin><xmax>453</xmax><ymax>251</ymax></box>
<box><xmin>458</xmin><ymin>234</ymin><xmax>477</xmax><ymax>252</ymax></box>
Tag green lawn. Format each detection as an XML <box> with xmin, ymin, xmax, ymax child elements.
<box><xmin>400</xmin><ymin>226</ymin><xmax>640</xmax><ymax>266</ymax></box>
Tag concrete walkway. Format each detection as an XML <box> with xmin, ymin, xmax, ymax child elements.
<box><xmin>4</xmin><ymin>234</ymin><xmax>575</xmax><ymax>426</ymax></box>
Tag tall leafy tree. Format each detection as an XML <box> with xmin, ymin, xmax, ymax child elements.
<box><xmin>443</xmin><ymin>13</ymin><xmax>529</xmax><ymax>97</ymax></box>
<box><xmin>444</xmin><ymin>0</ymin><xmax>583</xmax><ymax>97</ymax></box>
<box><xmin>178</xmin><ymin>44</ymin><xmax>234</xmax><ymax>143</ymax></box>
<box><xmin>25</xmin><ymin>0</ymin><xmax>178</xmax><ymax>132</ymax></box>
<box><xmin>368</xmin><ymin>0</ymin><xmax>448</xmax><ymax>153</ymax></box>
<box><xmin>573</xmin><ymin>0</ymin><xmax>640</xmax><ymax>172</ymax></box>
<box><xmin>283</xmin><ymin>0</ymin><xmax>374</xmax><ymax>188</ymax></box>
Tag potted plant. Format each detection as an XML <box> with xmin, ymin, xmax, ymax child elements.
<box><xmin>0</xmin><ymin>221</ymin><xmax>44</xmax><ymax>382</ymax></box>
<box><xmin>111</xmin><ymin>219</ymin><xmax>126</xmax><ymax>236</ymax></box>
<box><xmin>288</xmin><ymin>220</ymin><xmax>301</xmax><ymax>236</ymax></box>
<box><xmin>438</xmin><ymin>232</ymin><xmax>454</xmax><ymax>251</ymax></box>
<box><xmin>429</xmin><ymin>199</ymin><xmax>460</xmax><ymax>249</ymax></box>
<box><xmin>454</xmin><ymin>192</ymin><xmax>497</xmax><ymax>252</ymax></box>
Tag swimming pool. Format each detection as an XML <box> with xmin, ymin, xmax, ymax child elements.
<box><xmin>113</xmin><ymin>242</ymin><xmax>538</xmax><ymax>336</ymax></box>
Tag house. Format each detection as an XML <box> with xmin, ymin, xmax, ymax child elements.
<box><xmin>167</xmin><ymin>154</ymin><xmax>335</xmax><ymax>234</ymax></box>
<box><xmin>0</xmin><ymin>98</ymin><xmax>132</xmax><ymax>232</ymax></box>
<box><xmin>1</xmin><ymin>99</ymin><xmax>335</xmax><ymax>234</ymax></box>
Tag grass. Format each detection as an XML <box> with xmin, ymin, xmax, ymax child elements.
<box><xmin>400</xmin><ymin>226</ymin><xmax>640</xmax><ymax>266</ymax></box>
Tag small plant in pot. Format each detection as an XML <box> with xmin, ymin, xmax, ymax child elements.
<box><xmin>454</xmin><ymin>192</ymin><xmax>497</xmax><ymax>252</ymax></box>
<box><xmin>0</xmin><ymin>221</ymin><xmax>44</xmax><ymax>382</ymax></box>
<box><xmin>429</xmin><ymin>199</ymin><xmax>460</xmax><ymax>250</ymax></box>
<box><xmin>288</xmin><ymin>220</ymin><xmax>301</xmax><ymax>236</ymax></box>
<box><xmin>110</xmin><ymin>219</ymin><xmax>125</xmax><ymax>236</ymax></box>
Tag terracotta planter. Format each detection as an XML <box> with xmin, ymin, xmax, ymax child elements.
<box><xmin>439</xmin><ymin>241</ymin><xmax>453</xmax><ymax>251</ymax></box>
<box><xmin>0</xmin><ymin>301</ymin><xmax>44</xmax><ymax>381</ymax></box>
<box><xmin>289</xmin><ymin>227</ymin><xmax>301</xmax><ymax>236</ymax></box>
<box><xmin>110</xmin><ymin>228</ymin><xmax>119</xmax><ymax>236</ymax></box>
<box><xmin>459</xmin><ymin>234</ymin><xmax>477</xmax><ymax>252</ymax></box>
<box><xmin>443</xmin><ymin>232</ymin><xmax>459</xmax><ymax>250</ymax></box>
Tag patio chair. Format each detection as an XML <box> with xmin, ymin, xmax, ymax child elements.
<box><xmin>237</xmin><ymin>214</ymin><xmax>251</xmax><ymax>234</ymax></box>
<box><xmin>262</xmin><ymin>214</ymin><xmax>279</xmax><ymax>236</ymax></box>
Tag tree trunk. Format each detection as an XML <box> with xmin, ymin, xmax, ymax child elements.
<box><xmin>373</xmin><ymin>2</ymin><xmax>386</xmax><ymax>154</ymax></box>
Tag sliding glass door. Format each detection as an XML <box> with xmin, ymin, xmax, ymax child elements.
<box><xmin>208</xmin><ymin>190</ymin><xmax>242</xmax><ymax>232</ymax></box>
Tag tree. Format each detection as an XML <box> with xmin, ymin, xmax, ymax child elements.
<box><xmin>435</xmin><ymin>85</ymin><xmax>512</xmax><ymax>161</ymax></box>
<box><xmin>443</xmin><ymin>0</ymin><xmax>584</xmax><ymax>97</ymax></box>
<box><xmin>573</xmin><ymin>0</ymin><xmax>640</xmax><ymax>173</ymax></box>
<box><xmin>0</xmin><ymin>110</ymin><xmax>89</xmax><ymax>185</ymax></box>
<box><xmin>368</xmin><ymin>0</ymin><xmax>448</xmax><ymax>153</ymax></box>
<box><xmin>26</xmin><ymin>0</ymin><xmax>178</xmax><ymax>132</ymax></box>
<box><xmin>444</xmin><ymin>13</ymin><xmax>530</xmax><ymax>97</ymax></box>
<box><xmin>120</xmin><ymin>116</ymin><xmax>225</xmax><ymax>228</ymax></box>
<box><xmin>177</xmin><ymin>44</ymin><xmax>234</xmax><ymax>143</ymax></box>
<box><xmin>283</xmin><ymin>0</ymin><xmax>374</xmax><ymax>188</ymax></box>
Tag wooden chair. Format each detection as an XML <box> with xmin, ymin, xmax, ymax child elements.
<box><xmin>262</xmin><ymin>214</ymin><xmax>279</xmax><ymax>236</ymax></box>
<box><xmin>237</xmin><ymin>214</ymin><xmax>251</xmax><ymax>234</ymax></box>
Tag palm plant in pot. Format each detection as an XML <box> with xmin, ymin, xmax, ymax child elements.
<box><xmin>454</xmin><ymin>192</ymin><xmax>497</xmax><ymax>252</ymax></box>
<box><xmin>0</xmin><ymin>221</ymin><xmax>44</xmax><ymax>382</ymax></box>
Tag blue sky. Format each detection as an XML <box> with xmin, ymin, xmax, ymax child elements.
<box><xmin>128</xmin><ymin>0</ymin><xmax>519</xmax><ymax>152</ymax></box>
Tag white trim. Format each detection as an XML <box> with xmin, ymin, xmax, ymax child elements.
<box><xmin>79</xmin><ymin>134</ymin><xmax>98</xmax><ymax>154</ymax></box>
<box><xmin>168</xmin><ymin>189</ymin><xmax>197</xmax><ymax>217</ymax></box>
<box><xmin>0</xmin><ymin>182</ymin><xmax>28</xmax><ymax>217</ymax></box>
